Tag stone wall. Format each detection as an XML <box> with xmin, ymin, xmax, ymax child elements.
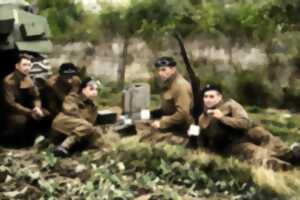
<box><xmin>48</xmin><ymin>36</ymin><xmax>293</xmax><ymax>86</ymax></box>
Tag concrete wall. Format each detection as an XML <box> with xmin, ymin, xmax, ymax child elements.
<box><xmin>48</xmin><ymin>36</ymin><xmax>294</xmax><ymax>87</ymax></box>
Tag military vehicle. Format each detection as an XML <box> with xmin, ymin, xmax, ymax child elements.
<box><xmin>0</xmin><ymin>0</ymin><xmax>53</xmax><ymax>79</ymax></box>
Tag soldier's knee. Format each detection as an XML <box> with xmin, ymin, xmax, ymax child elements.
<box><xmin>7</xmin><ymin>114</ymin><xmax>29</xmax><ymax>127</ymax></box>
<box><xmin>73</xmin><ymin>122</ymin><xmax>95</xmax><ymax>137</ymax></box>
<box><xmin>247</xmin><ymin>126</ymin><xmax>271</xmax><ymax>144</ymax></box>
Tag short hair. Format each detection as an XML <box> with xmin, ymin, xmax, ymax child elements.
<box><xmin>154</xmin><ymin>57</ymin><xmax>177</xmax><ymax>68</ymax></box>
<box><xmin>79</xmin><ymin>77</ymin><xmax>99</xmax><ymax>91</ymax></box>
<box><xmin>16</xmin><ymin>53</ymin><xmax>33</xmax><ymax>64</ymax></box>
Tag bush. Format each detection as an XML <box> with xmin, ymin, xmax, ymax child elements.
<box><xmin>231</xmin><ymin>70</ymin><xmax>283</xmax><ymax>107</ymax></box>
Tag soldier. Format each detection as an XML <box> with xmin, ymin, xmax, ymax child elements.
<box><xmin>151</xmin><ymin>57</ymin><xmax>193</xmax><ymax>130</ymax></box>
<box><xmin>1</xmin><ymin>54</ymin><xmax>48</xmax><ymax>145</ymax></box>
<box><xmin>51</xmin><ymin>77</ymin><xmax>99</xmax><ymax>157</ymax></box>
<box><xmin>144</xmin><ymin>57</ymin><xmax>193</xmax><ymax>144</ymax></box>
<box><xmin>197</xmin><ymin>83</ymin><xmax>299</xmax><ymax>170</ymax></box>
<box><xmin>45</xmin><ymin>63</ymin><xmax>81</xmax><ymax>117</ymax></box>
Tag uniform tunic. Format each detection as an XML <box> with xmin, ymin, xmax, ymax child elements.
<box><xmin>1</xmin><ymin>70</ymin><xmax>45</xmax><ymax>143</ymax></box>
<box><xmin>159</xmin><ymin>73</ymin><xmax>193</xmax><ymax>130</ymax></box>
<box><xmin>52</xmin><ymin>92</ymin><xmax>98</xmax><ymax>149</ymax></box>
<box><xmin>199</xmin><ymin>99</ymin><xmax>291</xmax><ymax>170</ymax></box>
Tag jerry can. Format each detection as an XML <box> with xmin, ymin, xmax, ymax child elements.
<box><xmin>122</xmin><ymin>83</ymin><xmax>150</xmax><ymax>120</ymax></box>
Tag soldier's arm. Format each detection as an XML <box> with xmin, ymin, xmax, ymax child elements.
<box><xmin>48</xmin><ymin>76</ymin><xmax>66</xmax><ymax>101</ymax></box>
<box><xmin>33</xmin><ymin>85</ymin><xmax>42</xmax><ymax>108</ymax></box>
<box><xmin>160</xmin><ymin>88</ymin><xmax>192</xmax><ymax>129</ymax></box>
<box><xmin>3</xmin><ymin>82</ymin><xmax>31</xmax><ymax>115</ymax></box>
<box><xmin>62</xmin><ymin>94</ymin><xmax>80</xmax><ymax>117</ymax></box>
<box><xmin>219</xmin><ymin>101</ymin><xmax>252</xmax><ymax>130</ymax></box>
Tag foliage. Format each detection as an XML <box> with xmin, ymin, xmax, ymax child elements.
<box><xmin>34</xmin><ymin>0</ymin><xmax>300</xmax><ymax>44</ymax></box>
<box><xmin>1</xmin><ymin>108</ymin><xmax>300</xmax><ymax>199</ymax></box>
<box><xmin>35</xmin><ymin>0</ymin><xmax>100</xmax><ymax>42</ymax></box>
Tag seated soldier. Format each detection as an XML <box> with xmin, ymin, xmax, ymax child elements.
<box><xmin>143</xmin><ymin>57</ymin><xmax>193</xmax><ymax>144</ymax></box>
<box><xmin>1</xmin><ymin>54</ymin><xmax>49</xmax><ymax>145</ymax></box>
<box><xmin>51</xmin><ymin>77</ymin><xmax>99</xmax><ymax>157</ymax></box>
<box><xmin>45</xmin><ymin>62</ymin><xmax>81</xmax><ymax>117</ymax></box>
<box><xmin>196</xmin><ymin>83</ymin><xmax>299</xmax><ymax>170</ymax></box>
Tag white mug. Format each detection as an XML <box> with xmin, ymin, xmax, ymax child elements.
<box><xmin>188</xmin><ymin>124</ymin><xmax>200</xmax><ymax>136</ymax></box>
<box><xmin>124</xmin><ymin>118</ymin><xmax>133</xmax><ymax>125</ymax></box>
<box><xmin>140</xmin><ymin>109</ymin><xmax>151</xmax><ymax>120</ymax></box>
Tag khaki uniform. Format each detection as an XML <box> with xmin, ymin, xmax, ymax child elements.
<box><xmin>1</xmin><ymin>70</ymin><xmax>45</xmax><ymax>144</ymax></box>
<box><xmin>142</xmin><ymin>73</ymin><xmax>193</xmax><ymax>145</ymax></box>
<box><xmin>199</xmin><ymin>99</ymin><xmax>291</xmax><ymax>170</ymax></box>
<box><xmin>159</xmin><ymin>73</ymin><xmax>193</xmax><ymax>130</ymax></box>
<box><xmin>52</xmin><ymin>92</ymin><xmax>98</xmax><ymax>149</ymax></box>
<box><xmin>44</xmin><ymin>75</ymin><xmax>81</xmax><ymax>117</ymax></box>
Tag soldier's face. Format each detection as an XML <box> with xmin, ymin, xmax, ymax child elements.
<box><xmin>157</xmin><ymin>66</ymin><xmax>176</xmax><ymax>81</ymax></box>
<box><xmin>203</xmin><ymin>90</ymin><xmax>223</xmax><ymax>108</ymax></box>
<box><xmin>82</xmin><ymin>84</ymin><xmax>98</xmax><ymax>99</ymax></box>
<box><xmin>61</xmin><ymin>75</ymin><xmax>74</xmax><ymax>84</ymax></box>
<box><xmin>16</xmin><ymin>58</ymin><xmax>32</xmax><ymax>75</ymax></box>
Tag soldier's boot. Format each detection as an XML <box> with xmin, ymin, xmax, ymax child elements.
<box><xmin>54</xmin><ymin>135</ymin><xmax>78</xmax><ymax>157</ymax></box>
<box><xmin>274</xmin><ymin>143</ymin><xmax>300</xmax><ymax>165</ymax></box>
<box><xmin>54</xmin><ymin>146</ymin><xmax>69</xmax><ymax>158</ymax></box>
<box><xmin>290</xmin><ymin>143</ymin><xmax>300</xmax><ymax>165</ymax></box>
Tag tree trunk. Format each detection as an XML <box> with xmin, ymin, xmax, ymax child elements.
<box><xmin>118</xmin><ymin>38</ymin><xmax>129</xmax><ymax>89</ymax></box>
<box><xmin>228</xmin><ymin>38</ymin><xmax>241</xmax><ymax>73</ymax></box>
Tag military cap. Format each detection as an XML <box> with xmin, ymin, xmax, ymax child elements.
<box><xmin>202</xmin><ymin>83</ymin><xmax>223</xmax><ymax>94</ymax></box>
<box><xmin>154</xmin><ymin>57</ymin><xmax>177</xmax><ymax>68</ymax></box>
<box><xmin>59</xmin><ymin>63</ymin><xmax>78</xmax><ymax>76</ymax></box>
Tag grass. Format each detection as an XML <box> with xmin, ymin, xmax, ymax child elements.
<box><xmin>247</xmin><ymin>106</ymin><xmax>300</xmax><ymax>145</ymax></box>
<box><xmin>2</xmin><ymin>91</ymin><xmax>300</xmax><ymax>199</ymax></box>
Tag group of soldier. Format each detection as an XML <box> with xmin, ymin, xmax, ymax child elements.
<box><xmin>0</xmin><ymin>54</ymin><xmax>299</xmax><ymax>170</ymax></box>
<box><xmin>0</xmin><ymin>53</ymin><xmax>97</xmax><ymax>156</ymax></box>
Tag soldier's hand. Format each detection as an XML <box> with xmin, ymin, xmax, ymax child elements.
<box><xmin>32</xmin><ymin>107</ymin><xmax>44</xmax><ymax>118</ymax></box>
<box><xmin>211</xmin><ymin>109</ymin><xmax>224</xmax><ymax>119</ymax></box>
<box><xmin>151</xmin><ymin>120</ymin><xmax>160</xmax><ymax>129</ymax></box>
<box><xmin>31</xmin><ymin>111</ymin><xmax>40</xmax><ymax>120</ymax></box>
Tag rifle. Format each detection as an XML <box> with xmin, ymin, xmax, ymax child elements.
<box><xmin>173</xmin><ymin>33</ymin><xmax>202</xmax><ymax>124</ymax></box>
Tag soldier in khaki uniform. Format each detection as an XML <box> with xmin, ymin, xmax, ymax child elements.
<box><xmin>197</xmin><ymin>84</ymin><xmax>299</xmax><ymax>170</ymax></box>
<box><xmin>51</xmin><ymin>77</ymin><xmax>99</xmax><ymax>157</ymax></box>
<box><xmin>145</xmin><ymin>57</ymin><xmax>193</xmax><ymax>144</ymax></box>
<box><xmin>1</xmin><ymin>54</ymin><xmax>48</xmax><ymax>145</ymax></box>
<box><xmin>43</xmin><ymin>63</ymin><xmax>81</xmax><ymax>118</ymax></box>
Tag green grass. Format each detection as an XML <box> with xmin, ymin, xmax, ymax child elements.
<box><xmin>247</xmin><ymin>107</ymin><xmax>300</xmax><ymax>145</ymax></box>
<box><xmin>2</xmin><ymin>94</ymin><xmax>297</xmax><ymax>199</ymax></box>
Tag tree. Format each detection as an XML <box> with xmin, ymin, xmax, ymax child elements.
<box><xmin>35</xmin><ymin>0</ymin><xmax>93</xmax><ymax>42</ymax></box>
<box><xmin>98</xmin><ymin>3</ymin><xmax>143</xmax><ymax>88</ymax></box>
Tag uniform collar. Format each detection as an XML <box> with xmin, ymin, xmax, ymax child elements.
<box><xmin>79</xmin><ymin>92</ymin><xmax>95</xmax><ymax>105</ymax></box>
<box><xmin>14</xmin><ymin>70</ymin><xmax>33</xmax><ymax>89</ymax></box>
<box><xmin>78</xmin><ymin>92</ymin><xmax>88</xmax><ymax>101</ymax></box>
<box><xmin>14</xmin><ymin>70</ymin><xmax>26</xmax><ymax>81</ymax></box>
